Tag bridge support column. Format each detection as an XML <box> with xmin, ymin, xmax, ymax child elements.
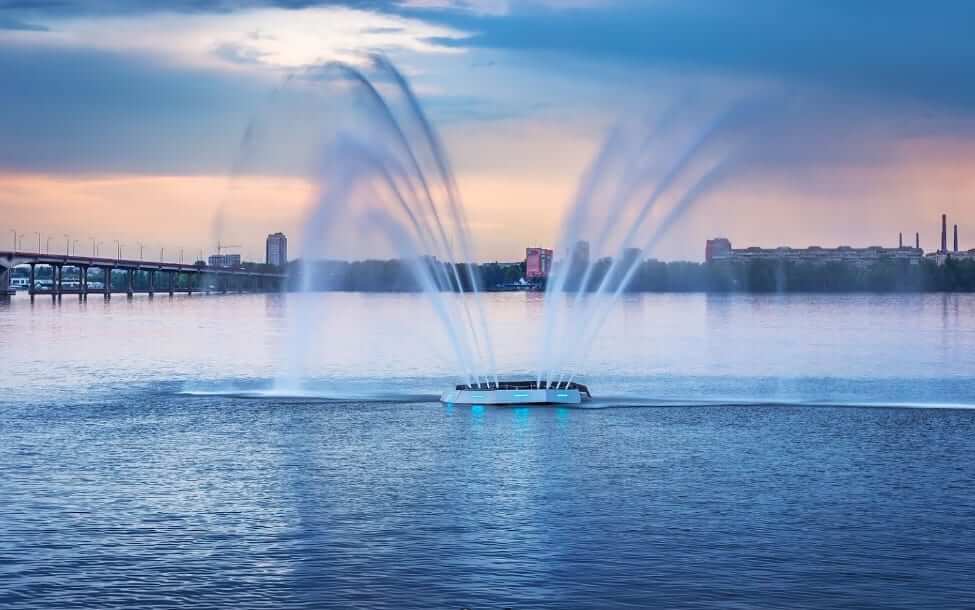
<box><xmin>126</xmin><ymin>269</ymin><xmax>133</xmax><ymax>299</ymax></box>
<box><xmin>29</xmin><ymin>263</ymin><xmax>36</xmax><ymax>302</ymax></box>
<box><xmin>80</xmin><ymin>265</ymin><xmax>88</xmax><ymax>301</ymax></box>
<box><xmin>55</xmin><ymin>264</ymin><xmax>62</xmax><ymax>302</ymax></box>
<box><xmin>148</xmin><ymin>270</ymin><xmax>155</xmax><ymax>299</ymax></box>
<box><xmin>104</xmin><ymin>267</ymin><xmax>112</xmax><ymax>300</ymax></box>
<box><xmin>168</xmin><ymin>271</ymin><xmax>175</xmax><ymax>297</ymax></box>
<box><xmin>0</xmin><ymin>265</ymin><xmax>9</xmax><ymax>302</ymax></box>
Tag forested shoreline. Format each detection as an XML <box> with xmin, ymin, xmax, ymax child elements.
<box><xmin>286</xmin><ymin>257</ymin><xmax>975</xmax><ymax>293</ymax></box>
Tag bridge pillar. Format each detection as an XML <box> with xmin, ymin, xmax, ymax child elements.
<box><xmin>0</xmin><ymin>265</ymin><xmax>9</xmax><ymax>302</ymax></box>
<box><xmin>103</xmin><ymin>267</ymin><xmax>112</xmax><ymax>300</ymax></box>
<box><xmin>126</xmin><ymin>269</ymin><xmax>134</xmax><ymax>299</ymax></box>
<box><xmin>80</xmin><ymin>265</ymin><xmax>88</xmax><ymax>301</ymax></box>
<box><xmin>168</xmin><ymin>271</ymin><xmax>175</xmax><ymax>297</ymax></box>
<box><xmin>55</xmin><ymin>264</ymin><xmax>62</xmax><ymax>302</ymax></box>
<box><xmin>148</xmin><ymin>270</ymin><xmax>155</xmax><ymax>299</ymax></box>
<box><xmin>29</xmin><ymin>263</ymin><xmax>36</xmax><ymax>302</ymax></box>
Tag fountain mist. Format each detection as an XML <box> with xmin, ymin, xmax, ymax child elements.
<box><xmin>537</xmin><ymin>98</ymin><xmax>774</xmax><ymax>389</ymax></box>
<box><xmin>277</xmin><ymin>56</ymin><xmax>498</xmax><ymax>393</ymax></box>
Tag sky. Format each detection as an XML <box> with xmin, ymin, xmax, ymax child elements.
<box><xmin>2</xmin><ymin>0</ymin><xmax>975</xmax><ymax>262</ymax></box>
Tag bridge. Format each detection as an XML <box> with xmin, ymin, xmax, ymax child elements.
<box><xmin>0</xmin><ymin>250</ymin><xmax>287</xmax><ymax>301</ymax></box>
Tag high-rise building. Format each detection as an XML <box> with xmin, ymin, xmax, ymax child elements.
<box><xmin>572</xmin><ymin>240</ymin><xmax>591</xmax><ymax>267</ymax></box>
<box><xmin>705</xmin><ymin>238</ymin><xmax>732</xmax><ymax>262</ymax></box>
<box><xmin>266</xmin><ymin>232</ymin><xmax>288</xmax><ymax>267</ymax></box>
<box><xmin>621</xmin><ymin>247</ymin><xmax>643</xmax><ymax>270</ymax></box>
<box><xmin>525</xmin><ymin>247</ymin><xmax>553</xmax><ymax>280</ymax></box>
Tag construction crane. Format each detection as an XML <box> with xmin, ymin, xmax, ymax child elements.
<box><xmin>216</xmin><ymin>241</ymin><xmax>241</xmax><ymax>255</ymax></box>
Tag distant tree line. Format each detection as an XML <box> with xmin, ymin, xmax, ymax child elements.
<box><xmin>285</xmin><ymin>257</ymin><xmax>975</xmax><ymax>293</ymax></box>
<box><xmin>286</xmin><ymin>259</ymin><xmax>526</xmax><ymax>292</ymax></box>
<box><xmin>701</xmin><ymin>258</ymin><xmax>975</xmax><ymax>293</ymax></box>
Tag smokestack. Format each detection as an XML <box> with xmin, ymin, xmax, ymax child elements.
<box><xmin>941</xmin><ymin>214</ymin><xmax>948</xmax><ymax>252</ymax></box>
<box><xmin>916</xmin><ymin>232</ymin><xmax>920</xmax><ymax>249</ymax></box>
<box><xmin>899</xmin><ymin>232</ymin><xmax>903</xmax><ymax>248</ymax></box>
<box><xmin>955</xmin><ymin>224</ymin><xmax>959</xmax><ymax>252</ymax></box>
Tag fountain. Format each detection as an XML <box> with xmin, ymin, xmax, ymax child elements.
<box><xmin>534</xmin><ymin>97</ymin><xmax>773</xmax><ymax>393</ymax></box>
<box><xmin>273</xmin><ymin>55</ymin><xmax>499</xmax><ymax>395</ymax></box>
<box><xmin>269</xmin><ymin>55</ymin><xmax>771</xmax><ymax>404</ymax></box>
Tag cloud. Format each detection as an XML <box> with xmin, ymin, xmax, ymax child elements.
<box><xmin>0</xmin><ymin>4</ymin><xmax>467</xmax><ymax>72</ymax></box>
<box><xmin>213</xmin><ymin>40</ymin><xmax>271</xmax><ymax>65</ymax></box>
<box><xmin>0</xmin><ymin>0</ymin><xmax>405</xmax><ymax>19</ymax></box>
<box><xmin>0</xmin><ymin>14</ymin><xmax>47</xmax><ymax>30</ymax></box>
<box><xmin>0</xmin><ymin>42</ymin><xmax>269</xmax><ymax>174</ymax></box>
<box><xmin>413</xmin><ymin>0</ymin><xmax>975</xmax><ymax>114</ymax></box>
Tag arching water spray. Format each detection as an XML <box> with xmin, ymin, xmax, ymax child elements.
<box><xmin>538</xmin><ymin>96</ymin><xmax>776</xmax><ymax>389</ymax></box>
<box><xmin>274</xmin><ymin>56</ymin><xmax>498</xmax><ymax>393</ymax></box>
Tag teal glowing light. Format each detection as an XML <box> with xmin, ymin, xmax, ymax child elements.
<box><xmin>513</xmin><ymin>393</ymin><xmax>530</xmax><ymax>398</ymax></box>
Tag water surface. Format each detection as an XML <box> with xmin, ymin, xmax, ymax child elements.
<box><xmin>2</xmin><ymin>293</ymin><xmax>974</xmax><ymax>608</ymax></box>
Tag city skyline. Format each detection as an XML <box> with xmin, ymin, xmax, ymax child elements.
<box><xmin>2</xmin><ymin>2</ymin><xmax>975</xmax><ymax>262</ymax></box>
<box><xmin>5</xmin><ymin>209</ymin><xmax>971</xmax><ymax>267</ymax></box>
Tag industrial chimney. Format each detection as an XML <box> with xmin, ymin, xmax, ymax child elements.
<box><xmin>955</xmin><ymin>224</ymin><xmax>959</xmax><ymax>253</ymax></box>
<box><xmin>899</xmin><ymin>232</ymin><xmax>903</xmax><ymax>248</ymax></box>
<box><xmin>915</xmin><ymin>232</ymin><xmax>920</xmax><ymax>249</ymax></box>
<box><xmin>941</xmin><ymin>214</ymin><xmax>948</xmax><ymax>252</ymax></box>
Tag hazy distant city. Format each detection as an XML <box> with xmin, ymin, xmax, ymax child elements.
<box><xmin>6</xmin><ymin>211</ymin><xmax>974</xmax><ymax>299</ymax></box>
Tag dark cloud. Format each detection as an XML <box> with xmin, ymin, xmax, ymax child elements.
<box><xmin>0</xmin><ymin>0</ymin><xmax>402</xmax><ymax>17</ymax></box>
<box><xmin>0</xmin><ymin>14</ymin><xmax>48</xmax><ymax>30</ymax></box>
<box><xmin>3</xmin><ymin>0</ymin><xmax>973</xmax><ymax>178</ymax></box>
<box><xmin>0</xmin><ymin>43</ymin><xmax>269</xmax><ymax>173</ymax></box>
<box><xmin>414</xmin><ymin>0</ymin><xmax>975</xmax><ymax>114</ymax></box>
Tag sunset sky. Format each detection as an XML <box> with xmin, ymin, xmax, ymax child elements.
<box><xmin>2</xmin><ymin>1</ymin><xmax>974</xmax><ymax>262</ymax></box>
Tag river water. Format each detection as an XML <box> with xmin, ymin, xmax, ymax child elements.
<box><xmin>2</xmin><ymin>292</ymin><xmax>974</xmax><ymax>608</ymax></box>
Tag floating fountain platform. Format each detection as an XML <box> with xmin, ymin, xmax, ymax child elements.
<box><xmin>441</xmin><ymin>380</ymin><xmax>592</xmax><ymax>405</ymax></box>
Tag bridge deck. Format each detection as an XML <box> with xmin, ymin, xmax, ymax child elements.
<box><xmin>0</xmin><ymin>250</ymin><xmax>286</xmax><ymax>278</ymax></box>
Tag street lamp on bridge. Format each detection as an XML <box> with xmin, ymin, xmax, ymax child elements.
<box><xmin>35</xmin><ymin>232</ymin><xmax>41</xmax><ymax>253</ymax></box>
<box><xmin>114</xmin><ymin>240</ymin><xmax>122</xmax><ymax>261</ymax></box>
<box><xmin>63</xmin><ymin>234</ymin><xmax>70</xmax><ymax>256</ymax></box>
